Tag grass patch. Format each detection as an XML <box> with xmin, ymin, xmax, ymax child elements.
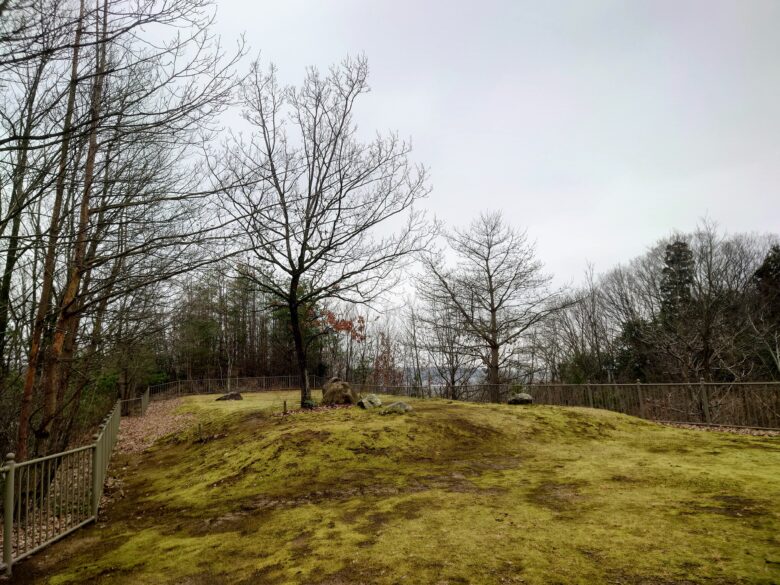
<box><xmin>13</xmin><ymin>392</ymin><xmax>780</xmax><ymax>585</ymax></box>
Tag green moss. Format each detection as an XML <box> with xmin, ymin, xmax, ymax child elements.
<box><xmin>17</xmin><ymin>393</ymin><xmax>780</xmax><ymax>585</ymax></box>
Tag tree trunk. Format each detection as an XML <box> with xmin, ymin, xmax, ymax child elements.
<box><xmin>0</xmin><ymin>204</ymin><xmax>23</xmax><ymax>367</ymax></box>
<box><xmin>287</xmin><ymin>288</ymin><xmax>311</xmax><ymax>408</ymax></box>
<box><xmin>488</xmin><ymin>344</ymin><xmax>500</xmax><ymax>402</ymax></box>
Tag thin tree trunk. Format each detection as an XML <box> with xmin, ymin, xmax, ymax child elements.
<box><xmin>0</xmin><ymin>58</ymin><xmax>46</xmax><ymax>365</ymax></box>
<box><xmin>488</xmin><ymin>344</ymin><xmax>500</xmax><ymax>401</ymax></box>
<box><xmin>288</xmin><ymin>295</ymin><xmax>311</xmax><ymax>407</ymax></box>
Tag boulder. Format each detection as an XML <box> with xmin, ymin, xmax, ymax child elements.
<box><xmin>321</xmin><ymin>377</ymin><xmax>359</xmax><ymax>405</ymax></box>
<box><xmin>357</xmin><ymin>394</ymin><xmax>382</xmax><ymax>409</ymax></box>
<box><xmin>381</xmin><ymin>401</ymin><xmax>413</xmax><ymax>415</ymax></box>
<box><xmin>507</xmin><ymin>392</ymin><xmax>533</xmax><ymax>405</ymax></box>
<box><xmin>216</xmin><ymin>392</ymin><xmax>243</xmax><ymax>401</ymax></box>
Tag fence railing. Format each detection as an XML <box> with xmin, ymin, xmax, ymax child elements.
<box><xmin>0</xmin><ymin>375</ymin><xmax>325</xmax><ymax>576</ymax></box>
<box><xmin>147</xmin><ymin>375</ymin><xmax>325</xmax><ymax>400</ymax></box>
<box><xmin>0</xmin><ymin>375</ymin><xmax>324</xmax><ymax>576</ymax></box>
<box><xmin>1</xmin><ymin>400</ymin><xmax>121</xmax><ymax>576</ymax></box>
<box><xmin>147</xmin><ymin>377</ymin><xmax>780</xmax><ymax>428</ymax></box>
<box><xmin>527</xmin><ymin>381</ymin><xmax>780</xmax><ymax>429</ymax></box>
<box><xmin>120</xmin><ymin>386</ymin><xmax>150</xmax><ymax>417</ymax></box>
<box><xmin>350</xmin><ymin>380</ymin><xmax>780</xmax><ymax>430</ymax></box>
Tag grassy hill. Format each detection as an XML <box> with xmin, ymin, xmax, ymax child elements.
<box><xmin>14</xmin><ymin>392</ymin><xmax>780</xmax><ymax>584</ymax></box>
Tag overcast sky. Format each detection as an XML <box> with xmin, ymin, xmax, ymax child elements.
<box><xmin>214</xmin><ymin>0</ymin><xmax>779</xmax><ymax>285</ymax></box>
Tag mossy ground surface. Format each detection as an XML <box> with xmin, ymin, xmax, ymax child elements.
<box><xmin>12</xmin><ymin>392</ymin><xmax>780</xmax><ymax>584</ymax></box>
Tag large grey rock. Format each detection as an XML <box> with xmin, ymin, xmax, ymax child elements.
<box><xmin>216</xmin><ymin>391</ymin><xmax>243</xmax><ymax>401</ymax></box>
<box><xmin>321</xmin><ymin>377</ymin><xmax>359</xmax><ymax>405</ymax></box>
<box><xmin>381</xmin><ymin>401</ymin><xmax>413</xmax><ymax>415</ymax></box>
<box><xmin>507</xmin><ymin>393</ymin><xmax>533</xmax><ymax>405</ymax></box>
<box><xmin>357</xmin><ymin>394</ymin><xmax>382</xmax><ymax>409</ymax></box>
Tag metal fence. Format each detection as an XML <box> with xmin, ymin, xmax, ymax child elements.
<box><xmin>355</xmin><ymin>380</ymin><xmax>780</xmax><ymax>430</ymax></box>
<box><xmin>0</xmin><ymin>375</ymin><xmax>326</xmax><ymax>575</ymax></box>
<box><xmin>0</xmin><ymin>375</ymin><xmax>320</xmax><ymax>576</ymax></box>
<box><xmin>528</xmin><ymin>381</ymin><xmax>780</xmax><ymax>429</ymax></box>
<box><xmin>1</xmin><ymin>400</ymin><xmax>121</xmax><ymax>576</ymax></box>
<box><xmin>147</xmin><ymin>377</ymin><xmax>780</xmax><ymax>429</ymax></box>
<box><xmin>147</xmin><ymin>375</ymin><xmax>326</xmax><ymax>400</ymax></box>
<box><xmin>120</xmin><ymin>387</ymin><xmax>150</xmax><ymax>417</ymax></box>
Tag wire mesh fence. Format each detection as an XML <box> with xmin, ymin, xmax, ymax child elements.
<box><xmin>145</xmin><ymin>376</ymin><xmax>780</xmax><ymax>429</ymax></box>
<box><xmin>147</xmin><ymin>375</ymin><xmax>326</xmax><ymax>400</ymax></box>
<box><xmin>347</xmin><ymin>380</ymin><xmax>780</xmax><ymax>429</ymax></box>
<box><xmin>523</xmin><ymin>382</ymin><xmax>780</xmax><ymax>429</ymax></box>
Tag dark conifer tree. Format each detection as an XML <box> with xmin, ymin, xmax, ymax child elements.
<box><xmin>660</xmin><ymin>240</ymin><xmax>695</xmax><ymax>323</ymax></box>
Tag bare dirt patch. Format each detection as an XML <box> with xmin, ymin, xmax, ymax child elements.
<box><xmin>528</xmin><ymin>481</ymin><xmax>585</xmax><ymax>512</ymax></box>
<box><xmin>684</xmin><ymin>495</ymin><xmax>767</xmax><ymax>518</ymax></box>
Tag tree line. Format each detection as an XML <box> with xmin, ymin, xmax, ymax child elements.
<box><xmin>533</xmin><ymin>224</ymin><xmax>779</xmax><ymax>384</ymax></box>
<box><xmin>154</xmin><ymin>218</ymin><xmax>779</xmax><ymax>399</ymax></box>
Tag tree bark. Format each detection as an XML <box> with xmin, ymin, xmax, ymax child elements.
<box><xmin>288</xmin><ymin>295</ymin><xmax>311</xmax><ymax>407</ymax></box>
<box><xmin>0</xmin><ymin>58</ymin><xmax>46</xmax><ymax>366</ymax></box>
<box><xmin>488</xmin><ymin>344</ymin><xmax>500</xmax><ymax>401</ymax></box>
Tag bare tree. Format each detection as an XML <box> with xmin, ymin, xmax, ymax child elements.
<box><xmin>422</xmin><ymin>211</ymin><xmax>564</xmax><ymax>401</ymax></box>
<box><xmin>219</xmin><ymin>56</ymin><xmax>431</xmax><ymax>407</ymax></box>
<box><xmin>413</xmin><ymin>282</ymin><xmax>478</xmax><ymax>398</ymax></box>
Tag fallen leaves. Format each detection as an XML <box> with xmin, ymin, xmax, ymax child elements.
<box><xmin>116</xmin><ymin>399</ymin><xmax>195</xmax><ymax>454</ymax></box>
<box><xmin>659</xmin><ymin>422</ymin><xmax>778</xmax><ymax>437</ymax></box>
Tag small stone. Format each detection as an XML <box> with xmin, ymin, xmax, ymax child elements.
<box><xmin>216</xmin><ymin>392</ymin><xmax>243</xmax><ymax>401</ymax></box>
<box><xmin>507</xmin><ymin>393</ymin><xmax>533</xmax><ymax>405</ymax></box>
<box><xmin>357</xmin><ymin>394</ymin><xmax>382</xmax><ymax>409</ymax></box>
<box><xmin>381</xmin><ymin>401</ymin><xmax>413</xmax><ymax>415</ymax></box>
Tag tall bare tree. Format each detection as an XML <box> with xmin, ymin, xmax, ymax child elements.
<box><xmin>412</xmin><ymin>283</ymin><xmax>478</xmax><ymax>398</ymax></box>
<box><xmin>220</xmin><ymin>56</ymin><xmax>431</xmax><ymax>407</ymax></box>
<box><xmin>529</xmin><ymin>222</ymin><xmax>778</xmax><ymax>384</ymax></box>
<box><xmin>422</xmin><ymin>211</ymin><xmax>564</xmax><ymax>401</ymax></box>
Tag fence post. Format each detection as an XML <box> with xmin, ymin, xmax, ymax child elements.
<box><xmin>91</xmin><ymin>434</ymin><xmax>101</xmax><ymax>518</ymax></box>
<box><xmin>636</xmin><ymin>379</ymin><xmax>646</xmax><ymax>419</ymax></box>
<box><xmin>3</xmin><ymin>452</ymin><xmax>15</xmax><ymax>576</ymax></box>
<box><xmin>586</xmin><ymin>380</ymin><xmax>594</xmax><ymax>408</ymax></box>
<box><xmin>700</xmin><ymin>378</ymin><xmax>711</xmax><ymax>425</ymax></box>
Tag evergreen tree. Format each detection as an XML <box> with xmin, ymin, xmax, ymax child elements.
<box><xmin>754</xmin><ymin>244</ymin><xmax>780</xmax><ymax>302</ymax></box>
<box><xmin>660</xmin><ymin>240</ymin><xmax>694</xmax><ymax>322</ymax></box>
<box><xmin>751</xmin><ymin>244</ymin><xmax>780</xmax><ymax>376</ymax></box>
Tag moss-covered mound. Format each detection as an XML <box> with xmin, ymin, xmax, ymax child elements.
<box><xmin>14</xmin><ymin>393</ymin><xmax>780</xmax><ymax>584</ymax></box>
